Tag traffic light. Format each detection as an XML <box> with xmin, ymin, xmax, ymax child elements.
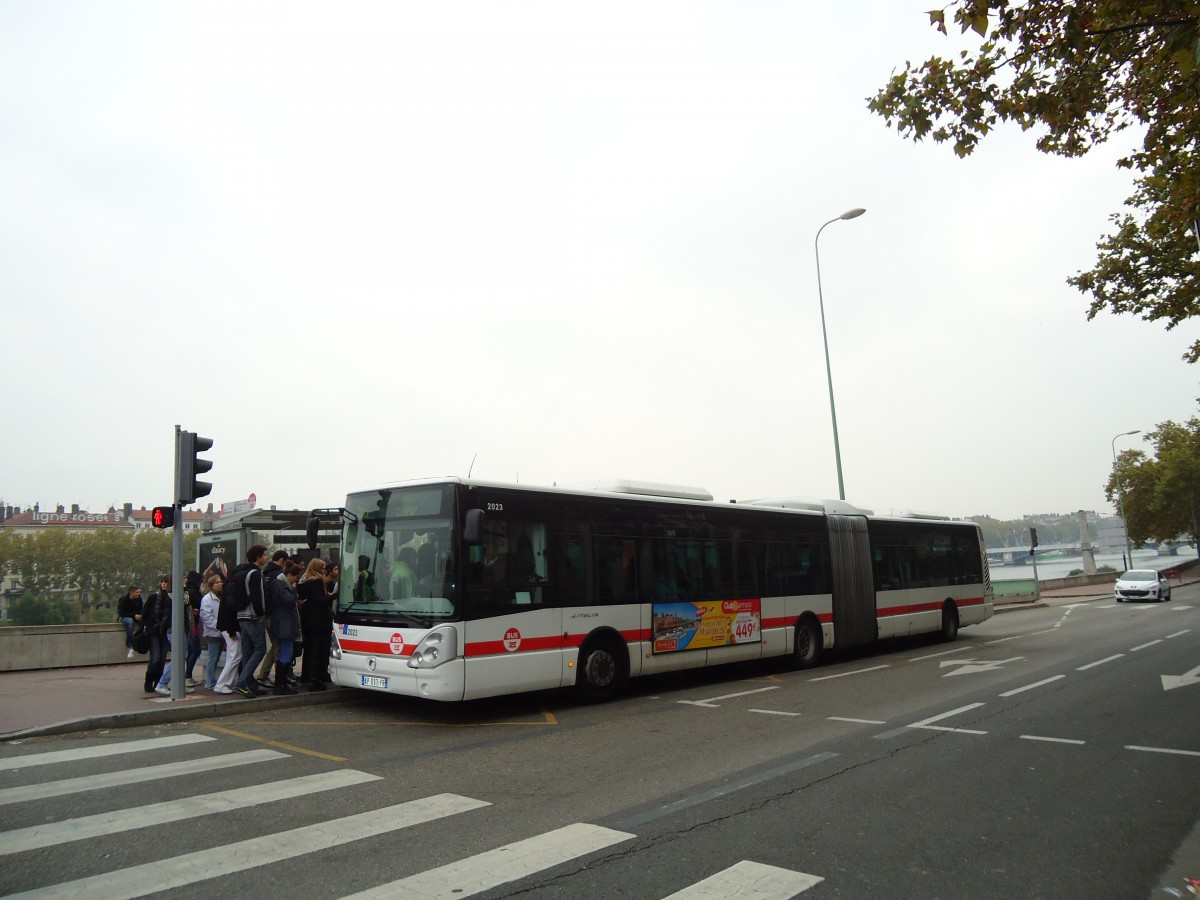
<box><xmin>177</xmin><ymin>431</ymin><xmax>214</xmax><ymax>505</ymax></box>
<box><xmin>151</xmin><ymin>506</ymin><xmax>175</xmax><ymax>529</ymax></box>
<box><xmin>1029</xmin><ymin>527</ymin><xmax>1038</xmax><ymax>555</ymax></box>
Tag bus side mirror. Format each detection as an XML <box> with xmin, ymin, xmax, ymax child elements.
<box><xmin>306</xmin><ymin>513</ymin><xmax>320</xmax><ymax>551</ymax></box>
<box><xmin>464</xmin><ymin>509</ymin><xmax>485</xmax><ymax>546</ymax></box>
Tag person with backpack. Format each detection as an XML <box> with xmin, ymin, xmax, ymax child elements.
<box><xmin>254</xmin><ymin>550</ymin><xmax>289</xmax><ymax>688</ymax></box>
<box><xmin>232</xmin><ymin>544</ymin><xmax>270</xmax><ymax>698</ymax></box>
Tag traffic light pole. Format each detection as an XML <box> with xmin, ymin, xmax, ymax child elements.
<box><xmin>170</xmin><ymin>426</ymin><xmax>186</xmax><ymax>701</ymax></box>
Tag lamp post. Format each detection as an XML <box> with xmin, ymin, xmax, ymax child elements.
<box><xmin>1111</xmin><ymin>429</ymin><xmax>1140</xmax><ymax>568</ymax></box>
<box><xmin>814</xmin><ymin>207</ymin><xmax>866</xmax><ymax>501</ymax></box>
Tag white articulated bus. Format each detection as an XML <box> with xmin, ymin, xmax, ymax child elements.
<box><xmin>308</xmin><ymin>478</ymin><xmax>993</xmax><ymax>702</ymax></box>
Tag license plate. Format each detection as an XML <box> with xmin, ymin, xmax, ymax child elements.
<box><xmin>361</xmin><ymin>675</ymin><xmax>388</xmax><ymax>689</ymax></box>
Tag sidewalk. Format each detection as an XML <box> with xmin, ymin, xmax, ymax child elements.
<box><xmin>0</xmin><ymin>664</ymin><xmax>353</xmax><ymax>741</ymax></box>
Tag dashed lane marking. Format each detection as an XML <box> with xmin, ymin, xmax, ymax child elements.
<box><xmin>1021</xmin><ymin>735</ymin><xmax>1086</xmax><ymax>746</ymax></box>
<box><xmin>807</xmin><ymin>664</ymin><xmax>890</xmax><ymax>682</ymax></box>
<box><xmin>1130</xmin><ymin>639</ymin><xmax>1164</xmax><ymax>652</ymax></box>
<box><xmin>1126</xmin><ymin>745</ymin><xmax>1200</xmax><ymax>759</ymax></box>
<box><xmin>998</xmin><ymin>675</ymin><xmax>1066</xmax><ymax>697</ymax></box>
<box><xmin>679</xmin><ymin>687</ymin><xmax>780</xmax><ymax>708</ymax></box>
<box><xmin>1077</xmin><ymin>654</ymin><xmax>1124</xmax><ymax>670</ymax></box>
<box><xmin>748</xmin><ymin>709</ymin><xmax>802</xmax><ymax>717</ymax></box>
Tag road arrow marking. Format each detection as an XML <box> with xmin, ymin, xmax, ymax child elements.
<box><xmin>1161</xmin><ymin>663</ymin><xmax>1200</xmax><ymax>691</ymax></box>
<box><xmin>939</xmin><ymin>656</ymin><xmax>1024</xmax><ymax>677</ymax></box>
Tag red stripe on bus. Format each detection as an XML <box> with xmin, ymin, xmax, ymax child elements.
<box><xmin>877</xmin><ymin>597</ymin><xmax>985</xmax><ymax>618</ymax></box>
<box><xmin>339</xmin><ymin>639</ymin><xmax>409</xmax><ymax>656</ymax></box>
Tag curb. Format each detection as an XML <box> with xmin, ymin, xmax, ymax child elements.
<box><xmin>1</xmin><ymin>687</ymin><xmax>362</xmax><ymax>742</ymax></box>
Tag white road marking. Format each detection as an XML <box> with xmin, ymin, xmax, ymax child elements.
<box><xmin>827</xmin><ymin>717</ymin><xmax>887</xmax><ymax>725</ymax></box>
<box><xmin>10</xmin><ymin>794</ymin><xmax>491</xmax><ymax>900</ymax></box>
<box><xmin>908</xmin><ymin>702</ymin><xmax>986</xmax><ymax>733</ymax></box>
<box><xmin>916</xmin><ymin>725</ymin><xmax>988</xmax><ymax>735</ymax></box>
<box><xmin>748</xmin><ymin>709</ymin><xmax>802</xmax><ymax>717</ymax></box>
<box><xmin>679</xmin><ymin>686</ymin><xmax>780</xmax><ymax>707</ymax></box>
<box><xmin>0</xmin><ymin>770</ymin><xmax>380</xmax><ymax>855</ymax></box>
<box><xmin>1130</xmin><ymin>639</ymin><xmax>1164</xmax><ymax>651</ymax></box>
<box><xmin>1161</xmin><ymin>663</ymin><xmax>1200</xmax><ymax>692</ymax></box>
<box><xmin>998</xmin><ymin>675</ymin><xmax>1066</xmax><ymax>697</ymax></box>
<box><xmin>1126</xmin><ymin>745</ymin><xmax>1200</xmax><ymax>758</ymax></box>
<box><xmin>908</xmin><ymin>646</ymin><xmax>973</xmax><ymax>662</ymax></box>
<box><xmin>662</xmin><ymin>860</ymin><xmax>824</xmax><ymax>899</ymax></box>
<box><xmin>0</xmin><ymin>750</ymin><xmax>285</xmax><ymax>806</ymax></box>
<box><xmin>1165</xmin><ymin>630</ymin><xmax>1191</xmax><ymax>639</ymax></box>
<box><xmin>984</xmin><ymin>634</ymin><xmax>1025</xmax><ymax>644</ymax></box>
<box><xmin>1077</xmin><ymin>654</ymin><xmax>1124</xmax><ymax>670</ymax></box>
<box><xmin>341</xmin><ymin>823</ymin><xmax>633</xmax><ymax>900</ymax></box>
<box><xmin>0</xmin><ymin>734</ymin><xmax>214</xmax><ymax>770</ymax></box>
<box><xmin>1021</xmin><ymin>735</ymin><xmax>1086</xmax><ymax>745</ymax></box>
<box><xmin>807</xmin><ymin>664</ymin><xmax>889</xmax><ymax>682</ymax></box>
<box><xmin>940</xmin><ymin>657</ymin><xmax>1023</xmax><ymax>677</ymax></box>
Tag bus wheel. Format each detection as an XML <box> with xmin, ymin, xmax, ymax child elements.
<box><xmin>575</xmin><ymin>638</ymin><xmax>628</xmax><ymax>703</ymax></box>
<box><xmin>792</xmin><ymin>617</ymin><xmax>822</xmax><ymax>669</ymax></box>
<box><xmin>939</xmin><ymin>602</ymin><xmax>960</xmax><ymax>642</ymax></box>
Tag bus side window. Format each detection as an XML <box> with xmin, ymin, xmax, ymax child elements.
<box><xmin>593</xmin><ymin>536</ymin><xmax>637</xmax><ymax>604</ymax></box>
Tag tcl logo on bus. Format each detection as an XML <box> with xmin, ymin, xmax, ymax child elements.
<box><xmin>503</xmin><ymin>628</ymin><xmax>522</xmax><ymax>652</ymax></box>
<box><xmin>389</xmin><ymin>633</ymin><xmax>405</xmax><ymax>655</ymax></box>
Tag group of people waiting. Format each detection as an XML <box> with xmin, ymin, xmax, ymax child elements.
<box><xmin>117</xmin><ymin>545</ymin><xmax>341</xmax><ymax>698</ymax></box>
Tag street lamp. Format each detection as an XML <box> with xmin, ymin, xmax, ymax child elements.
<box><xmin>814</xmin><ymin>207</ymin><xmax>866</xmax><ymax>501</ymax></box>
<box><xmin>1111</xmin><ymin>429</ymin><xmax>1140</xmax><ymax>568</ymax></box>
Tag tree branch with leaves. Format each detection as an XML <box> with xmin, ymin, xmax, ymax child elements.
<box><xmin>869</xmin><ymin>1</ymin><xmax>1200</xmax><ymax>360</ymax></box>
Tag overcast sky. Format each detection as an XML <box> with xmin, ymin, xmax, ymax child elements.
<box><xmin>2</xmin><ymin>1</ymin><xmax>1195</xmax><ymax>522</ymax></box>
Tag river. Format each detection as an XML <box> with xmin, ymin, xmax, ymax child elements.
<box><xmin>988</xmin><ymin>546</ymin><xmax>1197</xmax><ymax>583</ymax></box>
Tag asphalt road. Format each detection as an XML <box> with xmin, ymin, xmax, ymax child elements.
<box><xmin>2</xmin><ymin>589</ymin><xmax>1198</xmax><ymax>899</ymax></box>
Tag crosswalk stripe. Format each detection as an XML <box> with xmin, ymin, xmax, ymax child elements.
<box><xmin>662</xmin><ymin>861</ymin><xmax>824</xmax><ymax>899</ymax></box>
<box><xmin>0</xmin><ymin>769</ymin><xmax>380</xmax><ymax>855</ymax></box>
<box><xmin>340</xmin><ymin>822</ymin><xmax>634</xmax><ymax>900</ymax></box>
<box><xmin>0</xmin><ymin>734</ymin><xmax>215</xmax><ymax>770</ymax></box>
<box><xmin>8</xmin><ymin>793</ymin><xmax>490</xmax><ymax>900</ymax></box>
<box><xmin>0</xmin><ymin>749</ymin><xmax>286</xmax><ymax>806</ymax></box>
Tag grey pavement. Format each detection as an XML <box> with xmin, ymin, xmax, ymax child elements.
<box><xmin>0</xmin><ymin>662</ymin><xmax>355</xmax><ymax>741</ymax></box>
<box><xmin>0</xmin><ymin>582</ymin><xmax>1166</xmax><ymax>741</ymax></box>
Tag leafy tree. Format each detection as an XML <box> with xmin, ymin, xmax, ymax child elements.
<box><xmin>1107</xmin><ymin>415</ymin><xmax>1200</xmax><ymax>544</ymax></box>
<box><xmin>869</xmin><ymin>1</ymin><xmax>1200</xmax><ymax>361</ymax></box>
<box><xmin>0</xmin><ymin>528</ymin><xmax>202</xmax><ymax>623</ymax></box>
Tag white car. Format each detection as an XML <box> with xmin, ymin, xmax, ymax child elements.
<box><xmin>1114</xmin><ymin>569</ymin><xmax>1172</xmax><ymax>603</ymax></box>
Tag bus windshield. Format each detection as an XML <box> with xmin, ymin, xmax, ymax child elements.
<box><xmin>339</xmin><ymin>484</ymin><xmax>457</xmax><ymax>626</ymax></box>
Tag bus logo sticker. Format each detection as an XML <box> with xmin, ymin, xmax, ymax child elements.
<box><xmin>389</xmin><ymin>633</ymin><xmax>405</xmax><ymax>655</ymax></box>
<box><xmin>503</xmin><ymin>628</ymin><xmax>522</xmax><ymax>652</ymax></box>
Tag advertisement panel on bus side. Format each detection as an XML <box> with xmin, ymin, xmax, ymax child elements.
<box><xmin>651</xmin><ymin>599</ymin><xmax>762</xmax><ymax>653</ymax></box>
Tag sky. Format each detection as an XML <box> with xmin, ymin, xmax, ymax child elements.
<box><xmin>2</xmin><ymin>1</ymin><xmax>1196</xmax><ymax>522</ymax></box>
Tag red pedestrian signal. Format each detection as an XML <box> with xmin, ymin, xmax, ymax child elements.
<box><xmin>151</xmin><ymin>506</ymin><xmax>175</xmax><ymax>529</ymax></box>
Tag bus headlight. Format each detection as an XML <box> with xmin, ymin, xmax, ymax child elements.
<box><xmin>407</xmin><ymin>627</ymin><xmax>458</xmax><ymax>669</ymax></box>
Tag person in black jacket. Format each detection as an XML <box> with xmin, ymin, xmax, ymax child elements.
<box><xmin>117</xmin><ymin>585</ymin><xmax>143</xmax><ymax>659</ymax></box>
<box><xmin>298</xmin><ymin>558</ymin><xmax>333</xmax><ymax>690</ymax></box>
<box><xmin>233</xmin><ymin>545</ymin><xmax>270</xmax><ymax>697</ymax></box>
<box><xmin>267</xmin><ymin>562</ymin><xmax>303</xmax><ymax>695</ymax></box>
<box><xmin>141</xmin><ymin>576</ymin><xmax>171</xmax><ymax>693</ymax></box>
